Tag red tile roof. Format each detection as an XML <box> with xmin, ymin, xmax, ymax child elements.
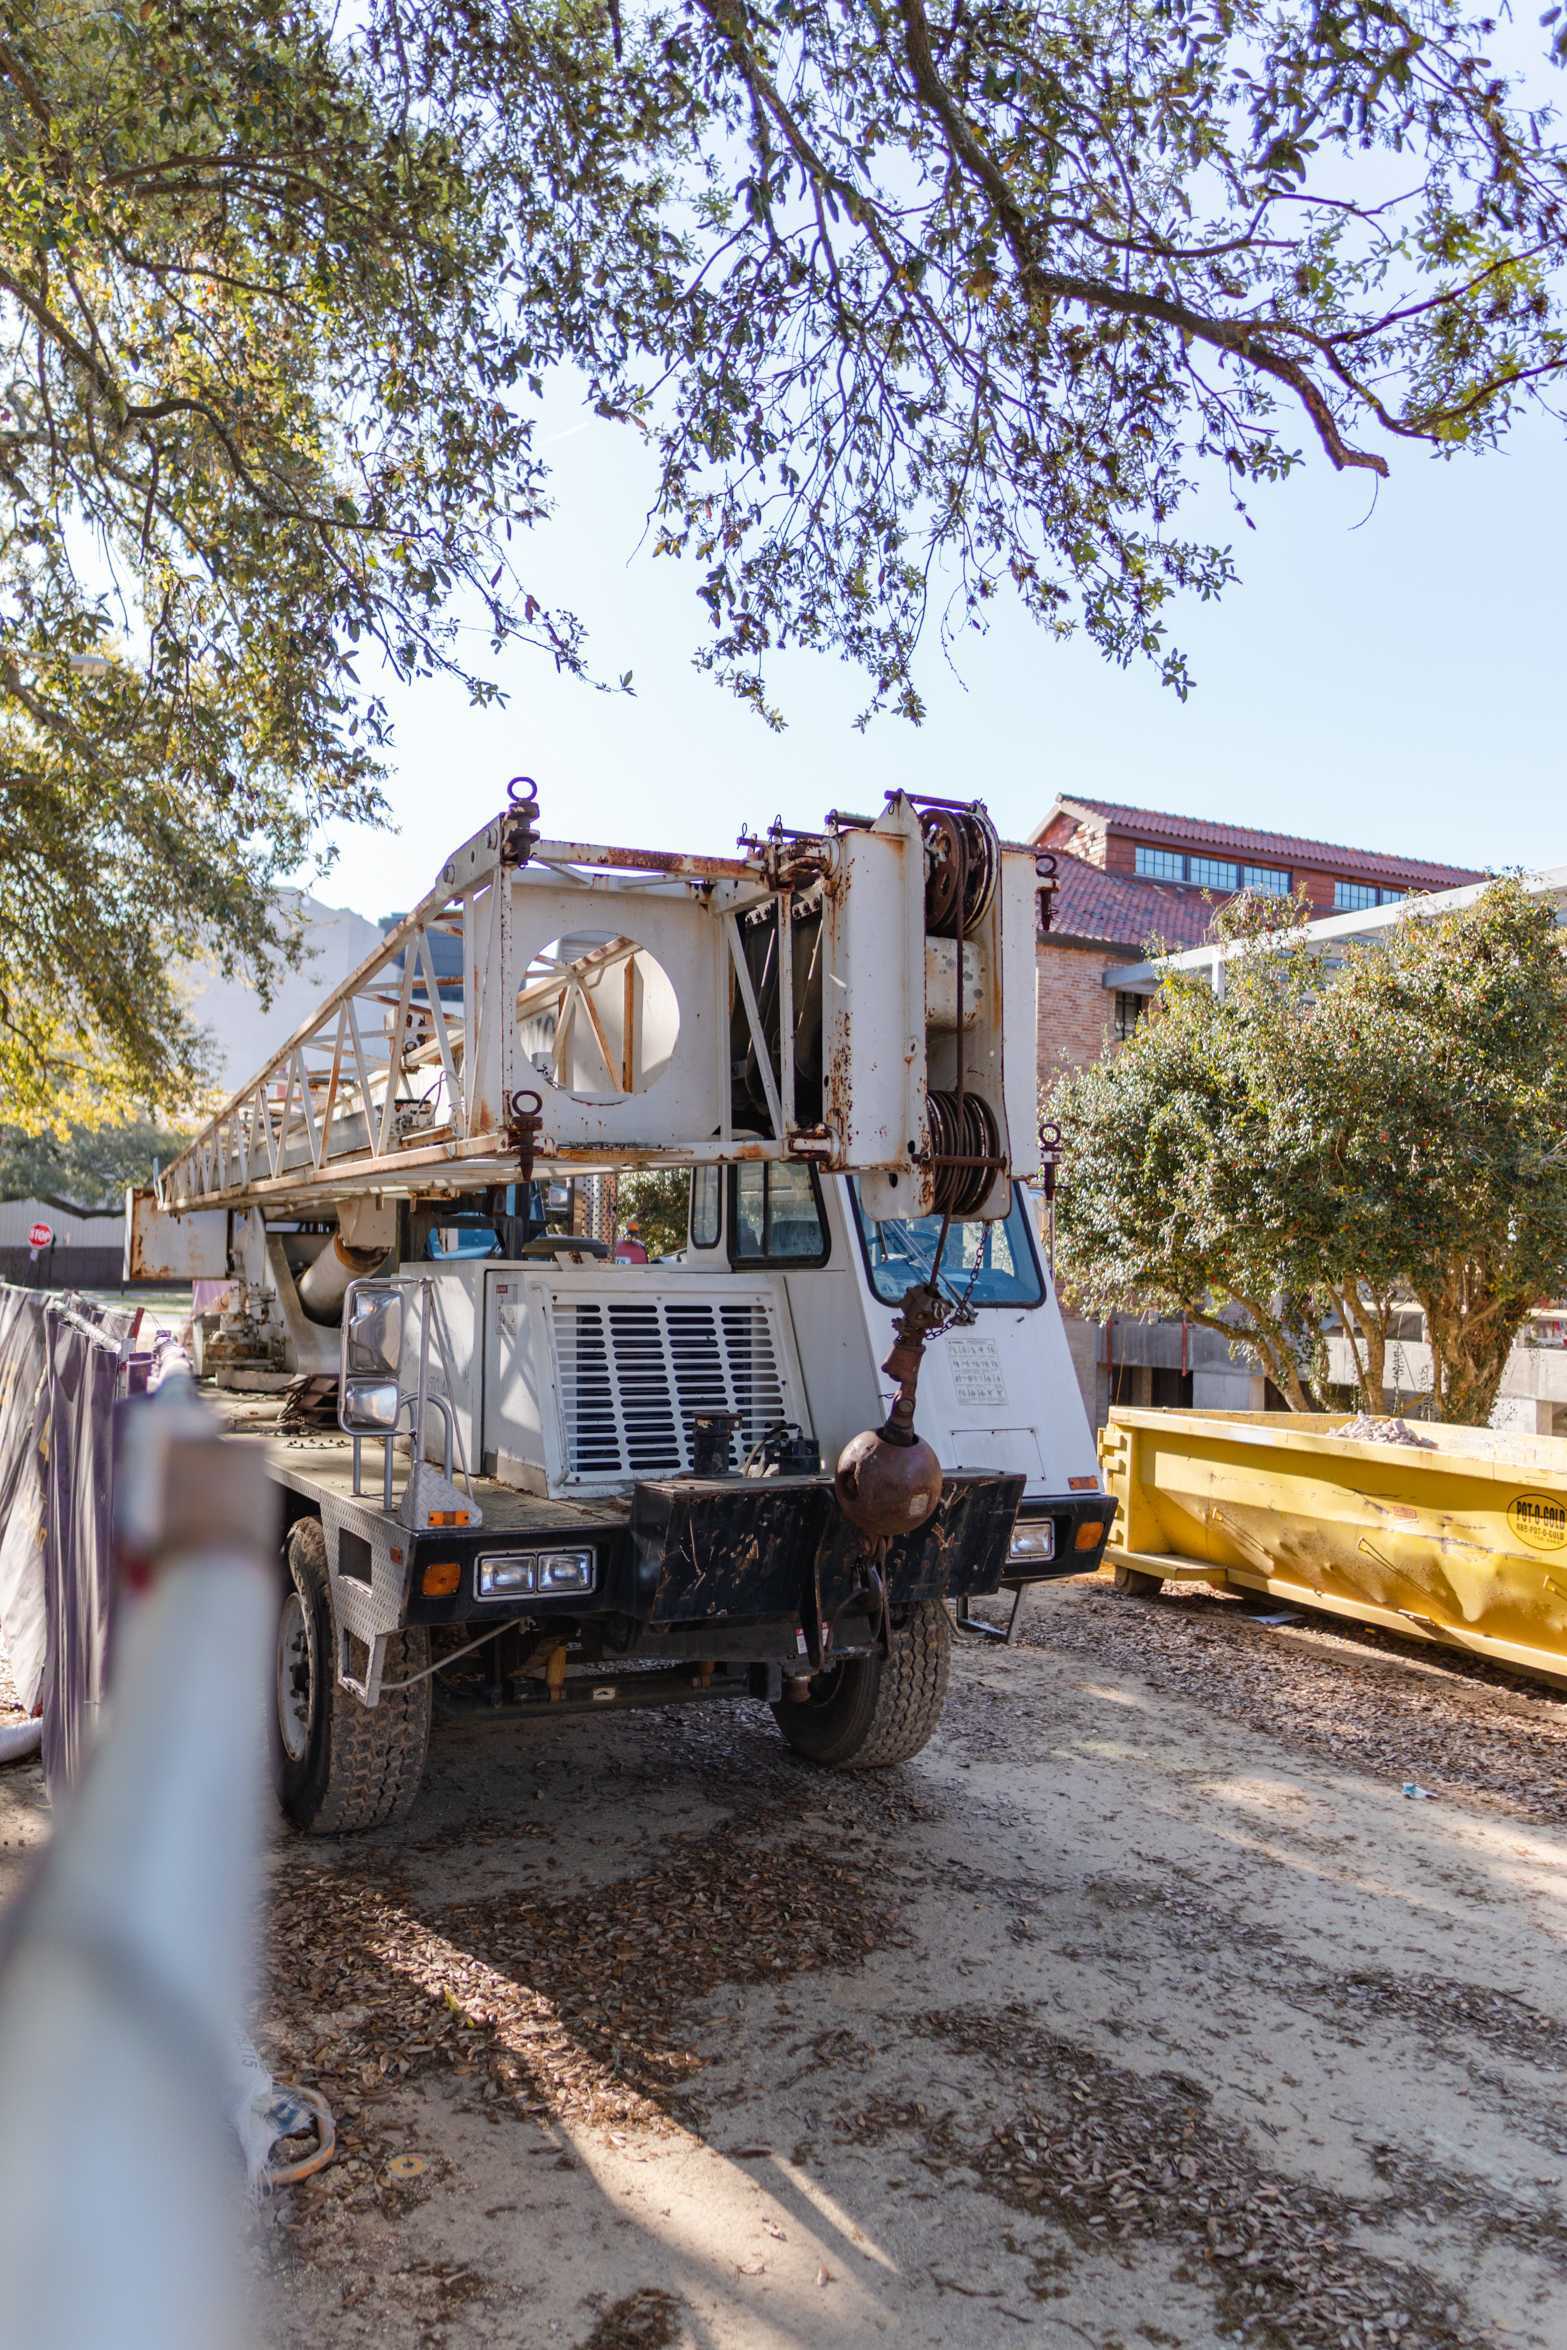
<box><xmin>1044</xmin><ymin>852</ymin><xmax>1223</xmax><ymax>954</ymax></box>
<box><xmin>1041</xmin><ymin>796</ymin><xmax>1485</xmax><ymax>892</ymax></box>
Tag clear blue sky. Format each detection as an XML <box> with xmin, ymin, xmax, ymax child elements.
<box><xmin>307</xmin><ymin>385</ymin><xmax>1563</xmax><ymax>923</ymax></box>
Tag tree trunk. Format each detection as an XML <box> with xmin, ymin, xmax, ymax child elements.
<box><xmin>1339</xmin><ymin>1288</ymin><xmax>1392</xmax><ymax>1414</ymax></box>
<box><xmin>1230</xmin><ymin>1297</ymin><xmax>1318</xmax><ymax>1411</ymax></box>
<box><xmin>1423</xmin><ymin>1300</ymin><xmax>1521</xmax><ymax>1428</ymax></box>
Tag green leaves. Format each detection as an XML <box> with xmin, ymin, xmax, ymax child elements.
<box><xmin>2</xmin><ymin>0</ymin><xmax>1564</xmax><ymax>1122</ymax></box>
<box><xmin>0</xmin><ymin>0</ymin><xmax>581</xmax><ymax>1120</ymax></box>
<box><xmin>1051</xmin><ymin>883</ymin><xmax>1567</xmax><ymax>1424</ymax></box>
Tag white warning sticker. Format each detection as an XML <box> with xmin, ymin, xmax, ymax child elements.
<box><xmin>947</xmin><ymin>1336</ymin><xmax>1008</xmax><ymax>1407</ymax></box>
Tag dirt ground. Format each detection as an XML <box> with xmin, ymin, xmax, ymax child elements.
<box><xmin>5</xmin><ymin>1573</ymin><xmax>1567</xmax><ymax>2349</ymax></box>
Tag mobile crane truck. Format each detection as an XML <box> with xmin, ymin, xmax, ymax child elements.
<box><xmin>128</xmin><ymin>786</ymin><xmax>1112</xmax><ymax>1833</ymax></box>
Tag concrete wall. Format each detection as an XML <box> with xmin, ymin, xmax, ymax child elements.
<box><xmin>0</xmin><ymin>1197</ymin><xmax>122</xmax><ymax>1250</ymax></box>
<box><xmin>181</xmin><ymin>889</ymin><xmax>387</xmax><ymax>1093</ymax></box>
<box><xmin>1325</xmin><ymin>1328</ymin><xmax>1567</xmax><ymax>1433</ymax></box>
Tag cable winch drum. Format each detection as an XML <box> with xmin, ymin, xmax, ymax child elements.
<box><xmin>925</xmin><ymin>1089</ymin><xmax>1000</xmax><ymax>1218</ymax></box>
<box><xmin>922</xmin><ymin>807</ymin><xmax>999</xmax><ymax>939</ymax></box>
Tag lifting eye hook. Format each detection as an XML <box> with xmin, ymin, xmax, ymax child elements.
<box><xmin>507</xmin><ymin>1088</ymin><xmax>544</xmax><ymax>1184</ymax></box>
<box><xmin>502</xmin><ymin>776</ymin><xmax>540</xmax><ymax>867</ymax></box>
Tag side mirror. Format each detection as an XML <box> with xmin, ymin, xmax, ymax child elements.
<box><xmin>341</xmin><ymin>1377</ymin><xmax>402</xmax><ymax>1435</ymax></box>
<box><xmin>340</xmin><ymin>1281</ymin><xmax>404</xmax><ymax>1437</ymax></box>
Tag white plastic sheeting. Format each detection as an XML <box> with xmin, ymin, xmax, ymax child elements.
<box><xmin>0</xmin><ymin>1285</ymin><xmax>141</xmax><ymax>1793</ymax></box>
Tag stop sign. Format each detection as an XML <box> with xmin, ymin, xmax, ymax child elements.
<box><xmin>28</xmin><ymin>1221</ymin><xmax>52</xmax><ymax>1251</ymax></box>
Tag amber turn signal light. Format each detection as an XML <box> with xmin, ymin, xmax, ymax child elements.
<box><xmin>420</xmin><ymin>1559</ymin><xmax>462</xmax><ymax>1597</ymax></box>
<box><xmin>1074</xmin><ymin>1519</ymin><xmax>1107</xmax><ymax>1552</ymax></box>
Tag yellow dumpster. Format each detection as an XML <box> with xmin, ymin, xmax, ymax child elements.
<box><xmin>1098</xmin><ymin>1408</ymin><xmax>1567</xmax><ymax>1687</ymax></box>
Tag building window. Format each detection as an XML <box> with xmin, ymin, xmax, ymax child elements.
<box><xmin>1133</xmin><ymin>844</ymin><xmax>1185</xmax><ymax>882</ymax></box>
<box><xmin>1242</xmin><ymin>864</ymin><xmax>1291</xmax><ymax>897</ymax></box>
<box><xmin>1133</xmin><ymin>844</ymin><xmax>1288</xmax><ymax>895</ymax></box>
<box><xmin>1333</xmin><ymin>881</ymin><xmax>1405</xmax><ymax>912</ymax></box>
<box><xmin>1114</xmin><ymin>991</ymin><xmax>1146</xmax><ymax>1042</ymax></box>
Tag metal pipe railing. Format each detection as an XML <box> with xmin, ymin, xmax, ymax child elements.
<box><xmin>0</xmin><ymin>1377</ymin><xmax>278</xmax><ymax>2350</ymax></box>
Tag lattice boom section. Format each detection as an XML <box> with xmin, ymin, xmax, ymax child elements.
<box><xmin>550</xmin><ymin>1294</ymin><xmax>797</xmax><ymax>1482</ymax></box>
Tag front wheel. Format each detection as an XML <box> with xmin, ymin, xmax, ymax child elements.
<box><xmin>275</xmin><ymin>1518</ymin><xmax>432</xmax><ymax>1834</ymax></box>
<box><xmin>772</xmin><ymin>1600</ymin><xmax>951</xmax><ymax>1769</ymax></box>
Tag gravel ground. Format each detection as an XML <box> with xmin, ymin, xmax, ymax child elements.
<box><xmin>3</xmin><ymin>1573</ymin><xmax>1566</xmax><ymax>2350</ymax></box>
<box><xmin>1013</xmin><ymin>1573</ymin><xmax>1567</xmax><ymax>1823</ymax></box>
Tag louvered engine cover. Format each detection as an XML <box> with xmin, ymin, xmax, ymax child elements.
<box><xmin>529</xmin><ymin>1277</ymin><xmax>810</xmax><ymax>1491</ymax></box>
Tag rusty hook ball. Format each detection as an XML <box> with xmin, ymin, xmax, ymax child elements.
<box><xmin>834</xmin><ymin>1424</ymin><xmax>944</xmax><ymax>1542</ymax></box>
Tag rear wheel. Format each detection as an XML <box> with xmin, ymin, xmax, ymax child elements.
<box><xmin>772</xmin><ymin>1600</ymin><xmax>950</xmax><ymax>1769</ymax></box>
<box><xmin>275</xmin><ymin>1518</ymin><xmax>431</xmax><ymax>1834</ymax></box>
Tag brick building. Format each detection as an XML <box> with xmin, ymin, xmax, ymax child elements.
<box><xmin>1029</xmin><ymin>797</ymin><xmax>1485</xmax><ymax>1416</ymax></box>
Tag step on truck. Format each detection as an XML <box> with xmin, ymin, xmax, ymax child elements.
<box><xmin>128</xmin><ymin>786</ymin><xmax>1112</xmax><ymax>1831</ymax></box>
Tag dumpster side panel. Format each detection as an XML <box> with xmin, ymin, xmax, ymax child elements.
<box><xmin>1098</xmin><ymin>1407</ymin><xmax>1567</xmax><ymax>1685</ymax></box>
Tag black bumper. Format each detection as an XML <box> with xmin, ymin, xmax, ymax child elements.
<box><xmin>631</xmin><ymin>1467</ymin><xmax>1024</xmax><ymax>1626</ymax></box>
<box><xmin>1005</xmin><ymin>1492</ymin><xmax>1116</xmax><ymax>1583</ymax></box>
<box><xmin>406</xmin><ymin>1467</ymin><xmax>1025</xmax><ymax>1638</ymax></box>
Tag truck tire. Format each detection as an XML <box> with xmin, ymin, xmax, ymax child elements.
<box><xmin>772</xmin><ymin>1601</ymin><xmax>950</xmax><ymax>1769</ymax></box>
<box><xmin>275</xmin><ymin>1518</ymin><xmax>431</xmax><ymax>1834</ymax></box>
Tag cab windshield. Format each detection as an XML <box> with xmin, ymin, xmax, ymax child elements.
<box><xmin>850</xmin><ymin>1181</ymin><xmax>1045</xmax><ymax>1310</ymax></box>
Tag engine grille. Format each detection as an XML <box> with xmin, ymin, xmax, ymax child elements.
<box><xmin>549</xmin><ymin>1293</ymin><xmax>796</xmax><ymax>1482</ymax></box>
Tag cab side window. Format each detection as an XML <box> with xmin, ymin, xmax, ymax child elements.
<box><xmin>690</xmin><ymin>1164</ymin><xmax>721</xmax><ymax>1249</ymax></box>
<box><xmin>730</xmin><ymin>1162</ymin><xmax>828</xmax><ymax>1265</ymax></box>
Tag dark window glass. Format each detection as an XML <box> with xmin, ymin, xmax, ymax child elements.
<box><xmin>1114</xmin><ymin>990</ymin><xmax>1146</xmax><ymax>1043</ymax></box>
<box><xmin>690</xmin><ymin>1164</ymin><xmax>720</xmax><ymax>1249</ymax></box>
<box><xmin>849</xmin><ymin>1181</ymin><xmax>1045</xmax><ymax>1310</ymax></box>
<box><xmin>730</xmin><ymin>1161</ymin><xmax>828</xmax><ymax>1264</ymax></box>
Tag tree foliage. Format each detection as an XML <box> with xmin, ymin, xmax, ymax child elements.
<box><xmin>0</xmin><ymin>1118</ymin><xmax>186</xmax><ymax>1217</ymax></box>
<box><xmin>617</xmin><ymin>1165</ymin><xmax>693</xmax><ymax>1258</ymax></box>
<box><xmin>1050</xmin><ymin>883</ymin><xmax>1567</xmax><ymax>1424</ymax></box>
<box><xmin>3</xmin><ymin>0</ymin><xmax>1565</xmax><ymax>1113</ymax></box>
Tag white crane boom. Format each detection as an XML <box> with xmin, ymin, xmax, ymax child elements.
<box><xmin>150</xmin><ymin>785</ymin><xmax>1044</xmax><ymax>1224</ymax></box>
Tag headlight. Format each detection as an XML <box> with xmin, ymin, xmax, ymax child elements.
<box><xmin>1009</xmin><ymin>1521</ymin><xmax>1055</xmax><ymax>1563</ymax></box>
<box><xmin>538</xmin><ymin>1549</ymin><xmax>594</xmax><ymax>1593</ymax></box>
<box><xmin>477</xmin><ymin>1553</ymin><xmax>536</xmax><ymax>1599</ymax></box>
<box><xmin>475</xmin><ymin>1548</ymin><xmax>597</xmax><ymax>1599</ymax></box>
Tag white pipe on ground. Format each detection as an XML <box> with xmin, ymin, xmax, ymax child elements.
<box><xmin>0</xmin><ymin>1719</ymin><xmax>41</xmax><ymax>1765</ymax></box>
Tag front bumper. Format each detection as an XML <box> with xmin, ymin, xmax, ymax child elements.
<box><xmin>406</xmin><ymin>1467</ymin><xmax>1027</xmax><ymax>1639</ymax></box>
<box><xmin>1005</xmin><ymin>1492</ymin><xmax>1116</xmax><ymax>1583</ymax></box>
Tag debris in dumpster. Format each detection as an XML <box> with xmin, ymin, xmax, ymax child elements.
<box><xmin>1339</xmin><ymin>1414</ymin><xmax>1436</xmax><ymax>1447</ymax></box>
